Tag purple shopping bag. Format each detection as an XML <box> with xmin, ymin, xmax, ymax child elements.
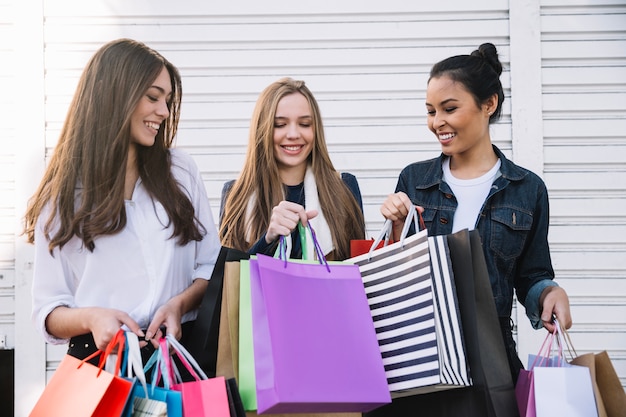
<box><xmin>249</xmin><ymin>253</ymin><xmax>391</xmax><ymax>414</ymax></box>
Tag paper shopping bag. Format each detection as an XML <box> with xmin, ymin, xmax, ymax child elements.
<box><xmin>515</xmin><ymin>368</ymin><xmax>537</xmax><ymax>417</ymax></box>
<box><xmin>122</xmin><ymin>332</ymin><xmax>180</xmax><ymax>417</ymax></box>
<box><xmin>132</xmin><ymin>396</ymin><xmax>168</xmax><ymax>417</ymax></box>
<box><xmin>570</xmin><ymin>353</ymin><xmax>608</xmax><ymax>417</ymax></box>
<box><xmin>534</xmin><ymin>366</ymin><xmax>598</xmax><ymax>417</ymax></box>
<box><xmin>249</xmin><ymin>251</ymin><xmax>390</xmax><ymax>414</ymax></box>
<box><xmin>162</xmin><ymin>336</ymin><xmax>231</xmax><ymax>417</ymax></box>
<box><xmin>349</xmin><ymin>217</ymin><xmax>470</xmax><ymax>397</ymax></box>
<box><xmin>30</xmin><ymin>329</ymin><xmax>133</xmax><ymax>417</ymax></box>
<box><xmin>187</xmin><ymin>246</ymin><xmax>250</xmax><ymax>378</ymax></box>
<box><xmin>366</xmin><ymin>229</ymin><xmax>518</xmax><ymax>417</ymax></box>
<box><xmin>350</xmin><ymin>238</ymin><xmax>394</xmax><ymax>258</ymax></box>
<box><xmin>560</xmin><ymin>325</ymin><xmax>625</xmax><ymax>417</ymax></box>
<box><xmin>216</xmin><ymin>249</ymin><xmax>250</xmax><ymax>380</ymax></box>
<box><xmin>594</xmin><ymin>351</ymin><xmax>626</xmax><ymax>417</ymax></box>
<box><xmin>238</xmin><ymin>258</ymin><xmax>258</xmax><ymax>411</ymax></box>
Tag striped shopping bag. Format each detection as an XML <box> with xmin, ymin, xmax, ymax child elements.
<box><xmin>349</xmin><ymin>207</ymin><xmax>470</xmax><ymax>398</ymax></box>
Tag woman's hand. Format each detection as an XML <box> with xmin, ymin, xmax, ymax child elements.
<box><xmin>265</xmin><ymin>201</ymin><xmax>318</xmax><ymax>243</ymax></box>
<box><xmin>144</xmin><ymin>302</ymin><xmax>180</xmax><ymax>348</ymax></box>
<box><xmin>61</xmin><ymin>306</ymin><xmax>143</xmax><ymax>351</ymax></box>
<box><xmin>380</xmin><ymin>192</ymin><xmax>423</xmax><ymax>241</ymax></box>
<box><xmin>144</xmin><ymin>278</ymin><xmax>209</xmax><ymax>347</ymax></box>
<box><xmin>89</xmin><ymin>307</ymin><xmax>144</xmax><ymax>350</ymax></box>
<box><xmin>539</xmin><ymin>286</ymin><xmax>572</xmax><ymax>333</ymax></box>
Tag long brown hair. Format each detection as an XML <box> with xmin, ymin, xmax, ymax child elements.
<box><xmin>220</xmin><ymin>77</ymin><xmax>365</xmax><ymax>260</ymax></box>
<box><xmin>24</xmin><ymin>38</ymin><xmax>204</xmax><ymax>252</ymax></box>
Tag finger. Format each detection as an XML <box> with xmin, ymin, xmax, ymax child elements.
<box><xmin>120</xmin><ymin>318</ymin><xmax>144</xmax><ymax>338</ymax></box>
<box><xmin>300</xmin><ymin>209</ymin><xmax>318</xmax><ymax>226</ymax></box>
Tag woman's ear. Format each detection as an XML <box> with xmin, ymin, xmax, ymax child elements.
<box><xmin>484</xmin><ymin>93</ymin><xmax>499</xmax><ymax>116</ymax></box>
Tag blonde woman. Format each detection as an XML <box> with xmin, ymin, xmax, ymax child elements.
<box><xmin>220</xmin><ymin>77</ymin><xmax>365</xmax><ymax>260</ymax></box>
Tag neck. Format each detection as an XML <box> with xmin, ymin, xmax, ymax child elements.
<box><xmin>279</xmin><ymin>164</ymin><xmax>307</xmax><ymax>186</ymax></box>
<box><xmin>449</xmin><ymin>142</ymin><xmax>497</xmax><ymax>179</ymax></box>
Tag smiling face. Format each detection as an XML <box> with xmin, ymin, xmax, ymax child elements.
<box><xmin>273</xmin><ymin>92</ymin><xmax>315</xmax><ymax>184</ymax></box>
<box><xmin>130</xmin><ymin>66</ymin><xmax>172</xmax><ymax>148</ymax></box>
<box><xmin>425</xmin><ymin>75</ymin><xmax>494</xmax><ymax>158</ymax></box>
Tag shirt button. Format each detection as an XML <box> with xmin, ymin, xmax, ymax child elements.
<box><xmin>440</xmin><ymin>218</ymin><xmax>449</xmax><ymax>224</ymax></box>
<box><xmin>444</xmin><ymin>193</ymin><xmax>453</xmax><ymax>199</ymax></box>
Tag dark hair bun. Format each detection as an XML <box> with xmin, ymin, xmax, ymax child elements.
<box><xmin>471</xmin><ymin>43</ymin><xmax>502</xmax><ymax>76</ymax></box>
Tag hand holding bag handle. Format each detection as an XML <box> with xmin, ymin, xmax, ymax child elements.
<box><xmin>366</xmin><ymin>204</ymin><xmax>426</xmax><ymax>259</ymax></box>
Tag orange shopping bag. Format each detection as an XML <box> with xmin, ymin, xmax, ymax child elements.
<box><xmin>30</xmin><ymin>329</ymin><xmax>133</xmax><ymax>417</ymax></box>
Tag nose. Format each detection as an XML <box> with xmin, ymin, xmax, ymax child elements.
<box><xmin>432</xmin><ymin>112</ymin><xmax>445</xmax><ymax>129</ymax></box>
<box><xmin>156</xmin><ymin>99</ymin><xmax>170</xmax><ymax>118</ymax></box>
<box><xmin>286</xmin><ymin>122</ymin><xmax>300</xmax><ymax>139</ymax></box>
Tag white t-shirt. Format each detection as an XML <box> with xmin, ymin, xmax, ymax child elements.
<box><xmin>443</xmin><ymin>157</ymin><xmax>502</xmax><ymax>233</ymax></box>
<box><xmin>31</xmin><ymin>149</ymin><xmax>221</xmax><ymax>344</ymax></box>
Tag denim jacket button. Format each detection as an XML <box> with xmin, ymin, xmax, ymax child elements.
<box><xmin>440</xmin><ymin>218</ymin><xmax>449</xmax><ymax>224</ymax></box>
<box><xmin>444</xmin><ymin>193</ymin><xmax>453</xmax><ymax>199</ymax></box>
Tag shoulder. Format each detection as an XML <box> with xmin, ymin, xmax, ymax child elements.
<box><xmin>169</xmin><ymin>148</ymin><xmax>197</xmax><ymax>170</ymax></box>
<box><xmin>496</xmin><ymin>149</ymin><xmax>547</xmax><ymax>190</ymax></box>
<box><xmin>340</xmin><ymin>172</ymin><xmax>358</xmax><ymax>186</ymax></box>
<box><xmin>339</xmin><ymin>172</ymin><xmax>361</xmax><ymax>194</ymax></box>
<box><xmin>222</xmin><ymin>179</ymin><xmax>236</xmax><ymax>197</ymax></box>
<box><xmin>169</xmin><ymin>148</ymin><xmax>203</xmax><ymax>193</ymax></box>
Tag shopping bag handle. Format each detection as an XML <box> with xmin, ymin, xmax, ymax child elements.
<box><xmin>79</xmin><ymin>328</ymin><xmax>126</xmax><ymax>377</ymax></box>
<box><xmin>553</xmin><ymin>315</ymin><xmax>578</xmax><ymax>359</ymax></box>
<box><xmin>161</xmin><ymin>334</ymin><xmax>209</xmax><ymax>384</ymax></box>
<box><xmin>367</xmin><ymin>204</ymin><xmax>425</xmax><ymax>259</ymax></box>
<box><xmin>278</xmin><ymin>222</ymin><xmax>330</xmax><ymax>272</ymax></box>
<box><xmin>123</xmin><ymin>332</ymin><xmax>152</xmax><ymax>398</ymax></box>
<box><xmin>529</xmin><ymin>318</ymin><xmax>567</xmax><ymax>369</ymax></box>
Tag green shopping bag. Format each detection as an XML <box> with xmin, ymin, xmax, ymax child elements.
<box><xmin>238</xmin><ymin>257</ymin><xmax>257</xmax><ymax>411</ymax></box>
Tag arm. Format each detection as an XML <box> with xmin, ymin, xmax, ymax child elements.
<box><xmin>145</xmin><ymin>278</ymin><xmax>209</xmax><ymax>342</ymax></box>
<box><xmin>46</xmin><ymin>306</ymin><xmax>143</xmax><ymax>351</ymax></box>
<box><xmin>516</xmin><ymin>180</ymin><xmax>572</xmax><ymax>332</ymax></box>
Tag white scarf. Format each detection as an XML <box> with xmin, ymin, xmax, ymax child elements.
<box><xmin>244</xmin><ymin>166</ymin><xmax>334</xmax><ymax>259</ymax></box>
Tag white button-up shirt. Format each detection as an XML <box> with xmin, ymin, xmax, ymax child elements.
<box><xmin>32</xmin><ymin>149</ymin><xmax>220</xmax><ymax>344</ymax></box>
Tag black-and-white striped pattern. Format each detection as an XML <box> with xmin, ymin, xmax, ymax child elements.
<box><xmin>428</xmin><ymin>235</ymin><xmax>471</xmax><ymax>388</ymax></box>
<box><xmin>350</xmin><ymin>230</ymin><xmax>471</xmax><ymax>397</ymax></box>
<box><xmin>133</xmin><ymin>396</ymin><xmax>168</xmax><ymax>417</ymax></box>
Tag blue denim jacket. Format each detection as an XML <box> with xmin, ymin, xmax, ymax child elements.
<box><xmin>396</xmin><ymin>145</ymin><xmax>558</xmax><ymax>330</ymax></box>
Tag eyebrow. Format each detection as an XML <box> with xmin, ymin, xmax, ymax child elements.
<box><xmin>425</xmin><ymin>98</ymin><xmax>459</xmax><ymax>107</ymax></box>
<box><xmin>274</xmin><ymin>115</ymin><xmax>312</xmax><ymax>120</ymax></box>
<box><xmin>148</xmin><ymin>85</ymin><xmax>172</xmax><ymax>97</ymax></box>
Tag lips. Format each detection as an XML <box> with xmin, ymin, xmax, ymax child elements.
<box><xmin>281</xmin><ymin>145</ymin><xmax>304</xmax><ymax>153</ymax></box>
<box><xmin>438</xmin><ymin>132</ymin><xmax>455</xmax><ymax>146</ymax></box>
<box><xmin>145</xmin><ymin>121</ymin><xmax>160</xmax><ymax>132</ymax></box>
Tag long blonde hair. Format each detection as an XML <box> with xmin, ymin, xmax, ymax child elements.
<box><xmin>220</xmin><ymin>77</ymin><xmax>365</xmax><ymax>259</ymax></box>
<box><xmin>24</xmin><ymin>38</ymin><xmax>204</xmax><ymax>252</ymax></box>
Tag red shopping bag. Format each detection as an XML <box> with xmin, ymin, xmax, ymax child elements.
<box><xmin>161</xmin><ymin>336</ymin><xmax>231</xmax><ymax>417</ymax></box>
<box><xmin>29</xmin><ymin>329</ymin><xmax>133</xmax><ymax>417</ymax></box>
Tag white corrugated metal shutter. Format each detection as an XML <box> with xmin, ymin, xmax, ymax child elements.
<box><xmin>539</xmin><ymin>0</ymin><xmax>626</xmax><ymax>387</ymax></box>
<box><xmin>8</xmin><ymin>0</ymin><xmax>625</xmax><ymax>415</ymax></box>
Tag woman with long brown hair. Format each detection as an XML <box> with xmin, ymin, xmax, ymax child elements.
<box><xmin>24</xmin><ymin>38</ymin><xmax>220</xmax><ymax>363</ymax></box>
<box><xmin>220</xmin><ymin>77</ymin><xmax>365</xmax><ymax>260</ymax></box>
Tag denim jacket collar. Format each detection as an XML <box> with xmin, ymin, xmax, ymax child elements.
<box><xmin>415</xmin><ymin>145</ymin><xmax>527</xmax><ymax>190</ymax></box>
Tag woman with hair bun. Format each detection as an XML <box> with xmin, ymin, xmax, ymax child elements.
<box><xmin>373</xmin><ymin>43</ymin><xmax>572</xmax><ymax>415</ymax></box>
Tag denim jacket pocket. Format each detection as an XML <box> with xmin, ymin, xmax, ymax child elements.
<box><xmin>490</xmin><ymin>207</ymin><xmax>532</xmax><ymax>259</ymax></box>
